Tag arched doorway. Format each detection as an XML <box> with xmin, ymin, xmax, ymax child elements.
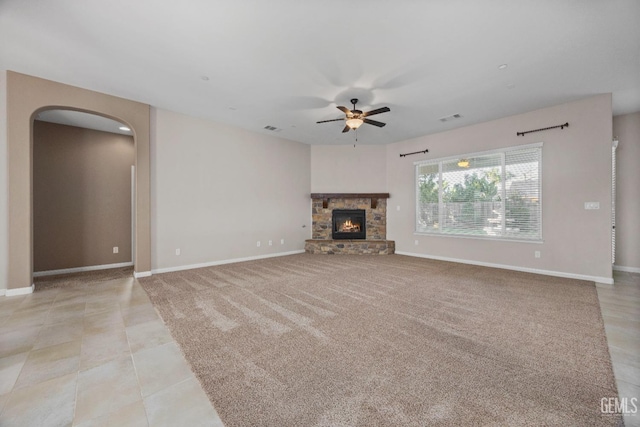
<box><xmin>6</xmin><ymin>71</ymin><xmax>151</xmax><ymax>295</ymax></box>
<box><xmin>32</xmin><ymin>109</ymin><xmax>136</xmax><ymax>277</ymax></box>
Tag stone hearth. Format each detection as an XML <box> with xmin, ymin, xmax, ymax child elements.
<box><xmin>305</xmin><ymin>239</ymin><xmax>395</xmax><ymax>255</ymax></box>
<box><xmin>305</xmin><ymin>193</ymin><xmax>395</xmax><ymax>255</ymax></box>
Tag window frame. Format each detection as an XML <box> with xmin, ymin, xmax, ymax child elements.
<box><xmin>414</xmin><ymin>142</ymin><xmax>543</xmax><ymax>243</ymax></box>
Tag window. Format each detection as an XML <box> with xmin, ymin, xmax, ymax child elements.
<box><xmin>416</xmin><ymin>143</ymin><xmax>542</xmax><ymax>241</ymax></box>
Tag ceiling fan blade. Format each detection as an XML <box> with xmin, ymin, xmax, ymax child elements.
<box><xmin>317</xmin><ymin>118</ymin><xmax>346</xmax><ymax>124</ymax></box>
<box><xmin>363</xmin><ymin>118</ymin><xmax>386</xmax><ymax>127</ymax></box>
<box><xmin>342</xmin><ymin>125</ymin><xmax>351</xmax><ymax>133</ymax></box>
<box><xmin>337</xmin><ymin>106</ymin><xmax>351</xmax><ymax>114</ymax></box>
<box><xmin>362</xmin><ymin>106</ymin><xmax>390</xmax><ymax>117</ymax></box>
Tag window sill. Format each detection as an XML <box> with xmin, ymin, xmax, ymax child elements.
<box><xmin>413</xmin><ymin>231</ymin><xmax>543</xmax><ymax>244</ymax></box>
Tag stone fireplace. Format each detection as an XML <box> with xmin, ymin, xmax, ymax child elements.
<box><xmin>306</xmin><ymin>193</ymin><xmax>395</xmax><ymax>255</ymax></box>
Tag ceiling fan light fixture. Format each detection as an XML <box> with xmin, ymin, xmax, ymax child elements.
<box><xmin>346</xmin><ymin>118</ymin><xmax>364</xmax><ymax>129</ymax></box>
<box><xmin>458</xmin><ymin>159</ymin><xmax>470</xmax><ymax>168</ymax></box>
<box><xmin>316</xmin><ymin>99</ymin><xmax>389</xmax><ymax>134</ymax></box>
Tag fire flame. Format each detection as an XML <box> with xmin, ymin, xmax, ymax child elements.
<box><xmin>340</xmin><ymin>220</ymin><xmax>360</xmax><ymax>232</ymax></box>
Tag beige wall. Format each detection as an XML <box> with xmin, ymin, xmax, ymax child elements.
<box><xmin>311</xmin><ymin>145</ymin><xmax>387</xmax><ymax>193</ymax></box>
<box><xmin>151</xmin><ymin>108</ymin><xmax>311</xmax><ymax>271</ymax></box>
<box><xmin>0</xmin><ymin>72</ymin><xmax>7</xmax><ymax>291</ymax></box>
<box><xmin>33</xmin><ymin>121</ymin><xmax>134</xmax><ymax>271</ymax></box>
<box><xmin>6</xmin><ymin>71</ymin><xmax>150</xmax><ymax>291</ymax></box>
<box><xmin>386</xmin><ymin>95</ymin><xmax>613</xmax><ymax>282</ymax></box>
<box><xmin>613</xmin><ymin>112</ymin><xmax>640</xmax><ymax>271</ymax></box>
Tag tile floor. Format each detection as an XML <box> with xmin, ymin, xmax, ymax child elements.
<box><xmin>597</xmin><ymin>271</ymin><xmax>640</xmax><ymax>427</ymax></box>
<box><xmin>0</xmin><ymin>276</ymin><xmax>223</xmax><ymax>426</ymax></box>
<box><xmin>0</xmin><ymin>269</ymin><xmax>638</xmax><ymax>426</ymax></box>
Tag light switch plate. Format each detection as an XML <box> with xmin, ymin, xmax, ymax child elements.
<box><xmin>584</xmin><ymin>202</ymin><xmax>600</xmax><ymax>210</ymax></box>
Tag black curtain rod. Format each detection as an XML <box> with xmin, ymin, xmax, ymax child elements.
<box><xmin>399</xmin><ymin>149</ymin><xmax>429</xmax><ymax>158</ymax></box>
<box><xmin>517</xmin><ymin>122</ymin><xmax>568</xmax><ymax>136</ymax></box>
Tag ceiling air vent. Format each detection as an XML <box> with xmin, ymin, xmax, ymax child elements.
<box><xmin>263</xmin><ymin>125</ymin><xmax>281</xmax><ymax>132</ymax></box>
<box><xmin>439</xmin><ymin>113</ymin><xmax>462</xmax><ymax>123</ymax></box>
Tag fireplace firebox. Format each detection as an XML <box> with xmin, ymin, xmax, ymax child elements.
<box><xmin>332</xmin><ymin>209</ymin><xmax>366</xmax><ymax>240</ymax></box>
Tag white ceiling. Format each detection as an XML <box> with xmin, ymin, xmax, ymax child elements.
<box><xmin>1</xmin><ymin>1</ymin><xmax>639</xmax><ymax>145</ymax></box>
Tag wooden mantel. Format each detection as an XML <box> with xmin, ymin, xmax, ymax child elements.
<box><xmin>310</xmin><ymin>193</ymin><xmax>390</xmax><ymax>209</ymax></box>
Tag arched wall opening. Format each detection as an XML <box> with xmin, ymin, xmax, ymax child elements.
<box><xmin>6</xmin><ymin>71</ymin><xmax>150</xmax><ymax>293</ymax></box>
<box><xmin>32</xmin><ymin>108</ymin><xmax>136</xmax><ymax>275</ymax></box>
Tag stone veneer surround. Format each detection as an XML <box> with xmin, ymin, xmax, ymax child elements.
<box><xmin>306</xmin><ymin>194</ymin><xmax>395</xmax><ymax>255</ymax></box>
<box><xmin>312</xmin><ymin>197</ymin><xmax>387</xmax><ymax>240</ymax></box>
<box><xmin>305</xmin><ymin>239</ymin><xmax>395</xmax><ymax>255</ymax></box>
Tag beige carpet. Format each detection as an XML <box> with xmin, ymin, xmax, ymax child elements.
<box><xmin>139</xmin><ymin>254</ymin><xmax>622</xmax><ymax>426</ymax></box>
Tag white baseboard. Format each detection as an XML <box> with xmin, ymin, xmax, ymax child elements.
<box><xmin>6</xmin><ymin>284</ymin><xmax>35</xmax><ymax>296</ymax></box>
<box><xmin>134</xmin><ymin>271</ymin><xmax>152</xmax><ymax>278</ymax></box>
<box><xmin>33</xmin><ymin>262</ymin><xmax>134</xmax><ymax>278</ymax></box>
<box><xmin>613</xmin><ymin>265</ymin><xmax>640</xmax><ymax>274</ymax></box>
<box><xmin>151</xmin><ymin>250</ymin><xmax>306</xmax><ymax>275</ymax></box>
<box><xmin>395</xmin><ymin>251</ymin><xmax>615</xmax><ymax>285</ymax></box>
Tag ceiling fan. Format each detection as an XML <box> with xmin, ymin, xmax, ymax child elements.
<box><xmin>317</xmin><ymin>98</ymin><xmax>390</xmax><ymax>133</ymax></box>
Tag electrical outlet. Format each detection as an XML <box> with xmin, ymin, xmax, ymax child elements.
<box><xmin>280</xmin><ymin>239</ymin><xmax>285</xmax><ymax>245</ymax></box>
<box><xmin>175</xmin><ymin>248</ymin><xmax>181</xmax><ymax>256</ymax></box>
<box><xmin>268</xmin><ymin>240</ymin><xmax>272</xmax><ymax>246</ymax></box>
<box><xmin>414</xmin><ymin>240</ymin><xmax>419</xmax><ymax>246</ymax></box>
<box><xmin>535</xmin><ymin>251</ymin><xmax>541</xmax><ymax>258</ymax></box>
<box><xmin>113</xmin><ymin>246</ymin><xmax>119</xmax><ymax>254</ymax></box>
<box><xmin>584</xmin><ymin>202</ymin><xmax>600</xmax><ymax>210</ymax></box>
<box><xmin>257</xmin><ymin>241</ymin><xmax>261</xmax><ymax>247</ymax></box>
<box><xmin>397</xmin><ymin>205</ymin><xmax>401</xmax><ymax>211</ymax></box>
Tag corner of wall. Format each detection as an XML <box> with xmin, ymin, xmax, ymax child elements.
<box><xmin>0</xmin><ymin>69</ymin><xmax>8</xmax><ymax>291</ymax></box>
<box><xmin>612</xmin><ymin>111</ymin><xmax>640</xmax><ymax>270</ymax></box>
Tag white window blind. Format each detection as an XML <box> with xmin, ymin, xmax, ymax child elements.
<box><xmin>416</xmin><ymin>143</ymin><xmax>542</xmax><ymax>241</ymax></box>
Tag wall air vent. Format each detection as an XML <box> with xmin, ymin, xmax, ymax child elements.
<box><xmin>263</xmin><ymin>125</ymin><xmax>281</xmax><ymax>132</ymax></box>
<box><xmin>439</xmin><ymin>113</ymin><xmax>462</xmax><ymax>123</ymax></box>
